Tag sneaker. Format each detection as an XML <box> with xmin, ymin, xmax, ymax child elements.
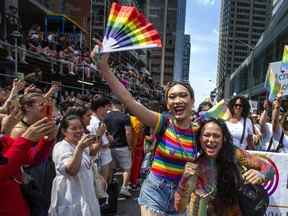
<box><xmin>120</xmin><ymin>186</ymin><xmax>132</xmax><ymax>197</ymax></box>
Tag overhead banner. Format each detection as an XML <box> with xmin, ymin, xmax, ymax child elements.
<box><xmin>249</xmin><ymin>151</ymin><xmax>288</xmax><ymax>214</ymax></box>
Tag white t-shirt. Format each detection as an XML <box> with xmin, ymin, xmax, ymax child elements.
<box><xmin>49</xmin><ymin>140</ymin><xmax>101</xmax><ymax>216</ymax></box>
<box><xmin>87</xmin><ymin>114</ymin><xmax>109</xmax><ymax>146</ymax></box>
<box><xmin>226</xmin><ymin>118</ymin><xmax>253</xmax><ymax>149</ymax></box>
<box><xmin>272</xmin><ymin>127</ymin><xmax>288</xmax><ymax>153</ymax></box>
<box><xmin>258</xmin><ymin>123</ymin><xmax>274</xmax><ymax>151</ymax></box>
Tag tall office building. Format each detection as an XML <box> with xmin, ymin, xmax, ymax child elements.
<box><xmin>173</xmin><ymin>0</ymin><xmax>186</xmax><ymax>81</ymax></box>
<box><xmin>146</xmin><ymin>0</ymin><xmax>186</xmax><ymax>85</ymax></box>
<box><xmin>182</xmin><ymin>34</ymin><xmax>191</xmax><ymax>81</ymax></box>
<box><xmin>216</xmin><ymin>0</ymin><xmax>272</xmax><ymax>99</ymax></box>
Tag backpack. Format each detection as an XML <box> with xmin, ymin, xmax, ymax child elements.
<box><xmin>140</xmin><ymin>114</ymin><xmax>170</xmax><ymax>177</ymax></box>
<box><xmin>267</xmin><ymin>131</ymin><xmax>284</xmax><ymax>152</ymax></box>
<box><xmin>235</xmin><ymin>164</ymin><xmax>269</xmax><ymax>216</ymax></box>
<box><xmin>21</xmin><ymin>158</ymin><xmax>56</xmax><ymax>216</ymax></box>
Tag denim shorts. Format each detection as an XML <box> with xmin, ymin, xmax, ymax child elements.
<box><xmin>138</xmin><ymin>172</ymin><xmax>187</xmax><ymax>216</ymax></box>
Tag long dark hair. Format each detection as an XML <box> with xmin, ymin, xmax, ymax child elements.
<box><xmin>228</xmin><ymin>96</ymin><xmax>250</xmax><ymax>118</ymax></box>
<box><xmin>197</xmin><ymin>118</ymin><xmax>240</xmax><ymax>206</ymax></box>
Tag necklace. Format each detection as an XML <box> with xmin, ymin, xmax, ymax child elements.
<box><xmin>21</xmin><ymin>119</ymin><xmax>31</xmax><ymax>127</ymax></box>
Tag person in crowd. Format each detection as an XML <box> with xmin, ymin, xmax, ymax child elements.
<box><xmin>197</xmin><ymin>101</ymin><xmax>213</xmax><ymax>113</ymax></box>
<box><xmin>0</xmin><ymin>117</ymin><xmax>57</xmax><ymax>216</ymax></box>
<box><xmin>104</xmin><ymin>99</ymin><xmax>133</xmax><ymax>197</ymax></box>
<box><xmin>129</xmin><ymin>115</ymin><xmax>145</xmax><ymax>189</ymax></box>
<box><xmin>87</xmin><ymin>95</ymin><xmax>113</xmax><ymax>183</ymax></box>
<box><xmin>5</xmin><ymin>83</ymin><xmax>59</xmax><ymax>216</ymax></box>
<box><xmin>0</xmin><ymin>79</ymin><xmax>26</xmax><ymax>114</ymax></box>
<box><xmin>6</xmin><ymin>83</ymin><xmax>57</xmax><ymax>166</ymax></box>
<box><xmin>226</xmin><ymin>96</ymin><xmax>255</xmax><ymax>150</ymax></box>
<box><xmin>258</xmin><ymin>100</ymin><xmax>274</xmax><ymax>151</ymax></box>
<box><xmin>1</xmin><ymin>103</ymin><xmax>23</xmax><ymax>135</ymax></box>
<box><xmin>49</xmin><ymin>115</ymin><xmax>101</xmax><ymax>216</ymax></box>
<box><xmin>10</xmin><ymin>92</ymin><xmax>46</xmax><ymax>138</ymax></box>
<box><xmin>270</xmin><ymin>96</ymin><xmax>288</xmax><ymax>152</ymax></box>
<box><xmin>91</xmin><ymin>50</ymin><xmax>198</xmax><ymax>215</ymax></box>
<box><xmin>9</xmin><ymin>81</ymin><xmax>59</xmax><ymax>137</ymax></box>
<box><xmin>250</xmin><ymin>112</ymin><xmax>262</xmax><ymax>148</ymax></box>
<box><xmin>174</xmin><ymin>118</ymin><xmax>275</xmax><ymax>215</ymax></box>
<box><xmin>65</xmin><ymin>105</ymin><xmax>93</xmax><ymax>133</ymax></box>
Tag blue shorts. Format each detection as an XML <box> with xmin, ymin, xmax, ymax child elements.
<box><xmin>138</xmin><ymin>173</ymin><xmax>187</xmax><ymax>216</ymax></box>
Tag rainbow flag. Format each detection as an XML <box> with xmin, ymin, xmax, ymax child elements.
<box><xmin>281</xmin><ymin>45</ymin><xmax>288</xmax><ymax>72</ymax></box>
<box><xmin>199</xmin><ymin>99</ymin><xmax>230</xmax><ymax>121</ymax></box>
<box><xmin>101</xmin><ymin>3</ymin><xmax>162</xmax><ymax>53</ymax></box>
<box><xmin>264</xmin><ymin>65</ymin><xmax>281</xmax><ymax>101</ymax></box>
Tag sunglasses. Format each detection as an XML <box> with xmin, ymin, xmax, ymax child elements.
<box><xmin>234</xmin><ymin>104</ymin><xmax>243</xmax><ymax>108</ymax></box>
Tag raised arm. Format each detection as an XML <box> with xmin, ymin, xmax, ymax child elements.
<box><xmin>235</xmin><ymin>148</ymin><xmax>275</xmax><ymax>183</ymax></box>
<box><xmin>0</xmin><ymin>118</ymin><xmax>54</xmax><ymax>178</ymax></box>
<box><xmin>94</xmin><ymin>52</ymin><xmax>158</xmax><ymax>128</ymax></box>
<box><xmin>64</xmin><ymin>135</ymin><xmax>95</xmax><ymax>176</ymax></box>
<box><xmin>259</xmin><ymin>100</ymin><xmax>270</xmax><ymax>133</ymax></box>
<box><xmin>271</xmin><ymin>97</ymin><xmax>281</xmax><ymax>133</ymax></box>
<box><xmin>0</xmin><ymin>79</ymin><xmax>25</xmax><ymax>114</ymax></box>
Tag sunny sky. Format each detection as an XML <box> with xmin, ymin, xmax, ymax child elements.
<box><xmin>185</xmin><ymin>0</ymin><xmax>221</xmax><ymax>108</ymax></box>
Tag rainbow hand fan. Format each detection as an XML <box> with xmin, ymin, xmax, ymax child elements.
<box><xmin>101</xmin><ymin>2</ymin><xmax>162</xmax><ymax>53</ymax></box>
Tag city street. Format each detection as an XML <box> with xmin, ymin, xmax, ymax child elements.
<box><xmin>116</xmin><ymin>196</ymin><xmax>141</xmax><ymax>216</ymax></box>
<box><xmin>1</xmin><ymin>1</ymin><xmax>288</xmax><ymax>216</ymax></box>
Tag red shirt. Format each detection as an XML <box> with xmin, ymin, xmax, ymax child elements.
<box><xmin>0</xmin><ymin>135</ymin><xmax>54</xmax><ymax>216</ymax></box>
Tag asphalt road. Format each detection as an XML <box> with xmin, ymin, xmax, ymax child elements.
<box><xmin>116</xmin><ymin>196</ymin><xmax>141</xmax><ymax>216</ymax></box>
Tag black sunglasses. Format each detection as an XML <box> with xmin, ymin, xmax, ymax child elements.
<box><xmin>234</xmin><ymin>104</ymin><xmax>243</xmax><ymax>108</ymax></box>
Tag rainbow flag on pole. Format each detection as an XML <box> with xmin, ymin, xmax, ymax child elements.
<box><xmin>264</xmin><ymin>65</ymin><xmax>281</xmax><ymax>101</ymax></box>
<box><xmin>199</xmin><ymin>99</ymin><xmax>230</xmax><ymax>121</ymax></box>
<box><xmin>101</xmin><ymin>2</ymin><xmax>162</xmax><ymax>53</ymax></box>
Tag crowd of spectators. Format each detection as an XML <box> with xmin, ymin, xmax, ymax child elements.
<box><xmin>1</xmin><ymin>24</ymin><xmax>163</xmax><ymax>104</ymax></box>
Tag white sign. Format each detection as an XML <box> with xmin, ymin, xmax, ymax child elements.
<box><xmin>249</xmin><ymin>100</ymin><xmax>258</xmax><ymax>113</ymax></box>
<box><xmin>267</xmin><ymin>61</ymin><xmax>288</xmax><ymax>97</ymax></box>
<box><xmin>249</xmin><ymin>151</ymin><xmax>288</xmax><ymax>214</ymax></box>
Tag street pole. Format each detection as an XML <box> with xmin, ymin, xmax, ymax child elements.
<box><xmin>11</xmin><ymin>31</ymin><xmax>22</xmax><ymax>76</ymax></box>
<box><xmin>89</xmin><ymin>0</ymin><xmax>93</xmax><ymax>50</ymax></box>
<box><xmin>82</xmin><ymin>64</ymin><xmax>85</xmax><ymax>94</ymax></box>
<box><xmin>160</xmin><ymin>0</ymin><xmax>168</xmax><ymax>86</ymax></box>
<box><xmin>250</xmin><ymin>49</ymin><xmax>255</xmax><ymax>99</ymax></box>
<box><xmin>234</xmin><ymin>38</ymin><xmax>254</xmax><ymax>97</ymax></box>
<box><xmin>15</xmin><ymin>37</ymin><xmax>18</xmax><ymax>75</ymax></box>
